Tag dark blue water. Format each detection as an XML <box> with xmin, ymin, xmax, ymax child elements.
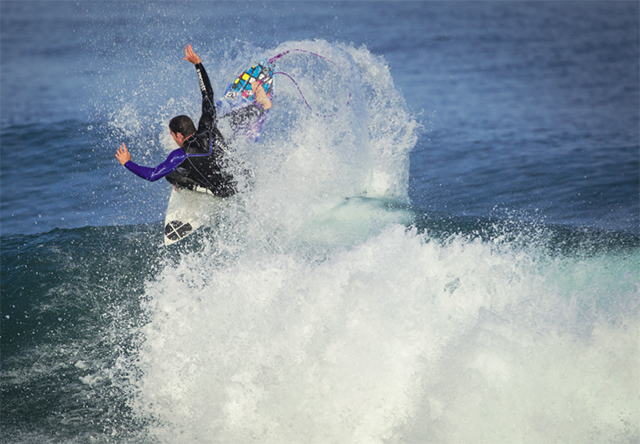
<box><xmin>2</xmin><ymin>2</ymin><xmax>638</xmax><ymax>443</ymax></box>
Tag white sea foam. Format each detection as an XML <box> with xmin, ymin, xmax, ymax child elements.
<box><xmin>133</xmin><ymin>41</ymin><xmax>639</xmax><ymax>443</ymax></box>
<box><xmin>137</xmin><ymin>225</ymin><xmax>638</xmax><ymax>443</ymax></box>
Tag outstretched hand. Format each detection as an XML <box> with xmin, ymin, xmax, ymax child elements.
<box><xmin>183</xmin><ymin>44</ymin><xmax>201</xmax><ymax>65</ymax></box>
<box><xmin>115</xmin><ymin>142</ymin><xmax>131</xmax><ymax>166</ymax></box>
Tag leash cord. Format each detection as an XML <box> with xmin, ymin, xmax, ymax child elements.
<box><xmin>268</xmin><ymin>49</ymin><xmax>350</xmax><ymax>118</ymax></box>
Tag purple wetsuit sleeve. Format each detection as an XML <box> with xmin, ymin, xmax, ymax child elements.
<box><xmin>124</xmin><ymin>148</ymin><xmax>187</xmax><ymax>181</ymax></box>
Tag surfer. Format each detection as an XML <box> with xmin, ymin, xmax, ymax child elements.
<box><xmin>115</xmin><ymin>44</ymin><xmax>272</xmax><ymax>197</ymax></box>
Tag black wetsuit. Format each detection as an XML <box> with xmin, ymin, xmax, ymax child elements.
<box><xmin>125</xmin><ymin>62</ymin><xmax>263</xmax><ymax>197</ymax></box>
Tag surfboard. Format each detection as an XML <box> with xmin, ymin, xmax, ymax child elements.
<box><xmin>216</xmin><ymin>61</ymin><xmax>275</xmax><ymax>141</ymax></box>
<box><xmin>226</xmin><ymin>61</ymin><xmax>275</xmax><ymax>101</ymax></box>
<box><xmin>164</xmin><ymin>62</ymin><xmax>275</xmax><ymax>246</ymax></box>
<box><xmin>164</xmin><ymin>188</ymin><xmax>222</xmax><ymax>246</ymax></box>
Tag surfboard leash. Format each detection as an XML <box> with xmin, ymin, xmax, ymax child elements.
<box><xmin>268</xmin><ymin>49</ymin><xmax>351</xmax><ymax>118</ymax></box>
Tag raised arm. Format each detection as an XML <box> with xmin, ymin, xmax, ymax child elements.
<box><xmin>183</xmin><ymin>44</ymin><xmax>216</xmax><ymax>131</ymax></box>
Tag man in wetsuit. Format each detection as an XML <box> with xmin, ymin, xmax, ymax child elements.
<box><xmin>115</xmin><ymin>44</ymin><xmax>271</xmax><ymax>197</ymax></box>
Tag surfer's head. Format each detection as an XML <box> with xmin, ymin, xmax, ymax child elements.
<box><xmin>169</xmin><ymin>115</ymin><xmax>196</xmax><ymax>147</ymax></box>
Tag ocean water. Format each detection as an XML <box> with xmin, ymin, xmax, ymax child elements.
<box><xmin>1</xmin><ymin>2</ymin><xmax>638</xmax><ymax>443</ymax></box>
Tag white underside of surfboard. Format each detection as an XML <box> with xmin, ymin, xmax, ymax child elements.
<box><xmin>164</xmin><ymin>188</ymin><xmax>222</xmax><ymax>246</ymax></box>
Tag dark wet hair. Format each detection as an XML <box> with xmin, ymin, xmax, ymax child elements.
<box><xmin>169</xmin><ymin>115</ymin><xmax>196</xmax><ymax>137</ymax></box>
